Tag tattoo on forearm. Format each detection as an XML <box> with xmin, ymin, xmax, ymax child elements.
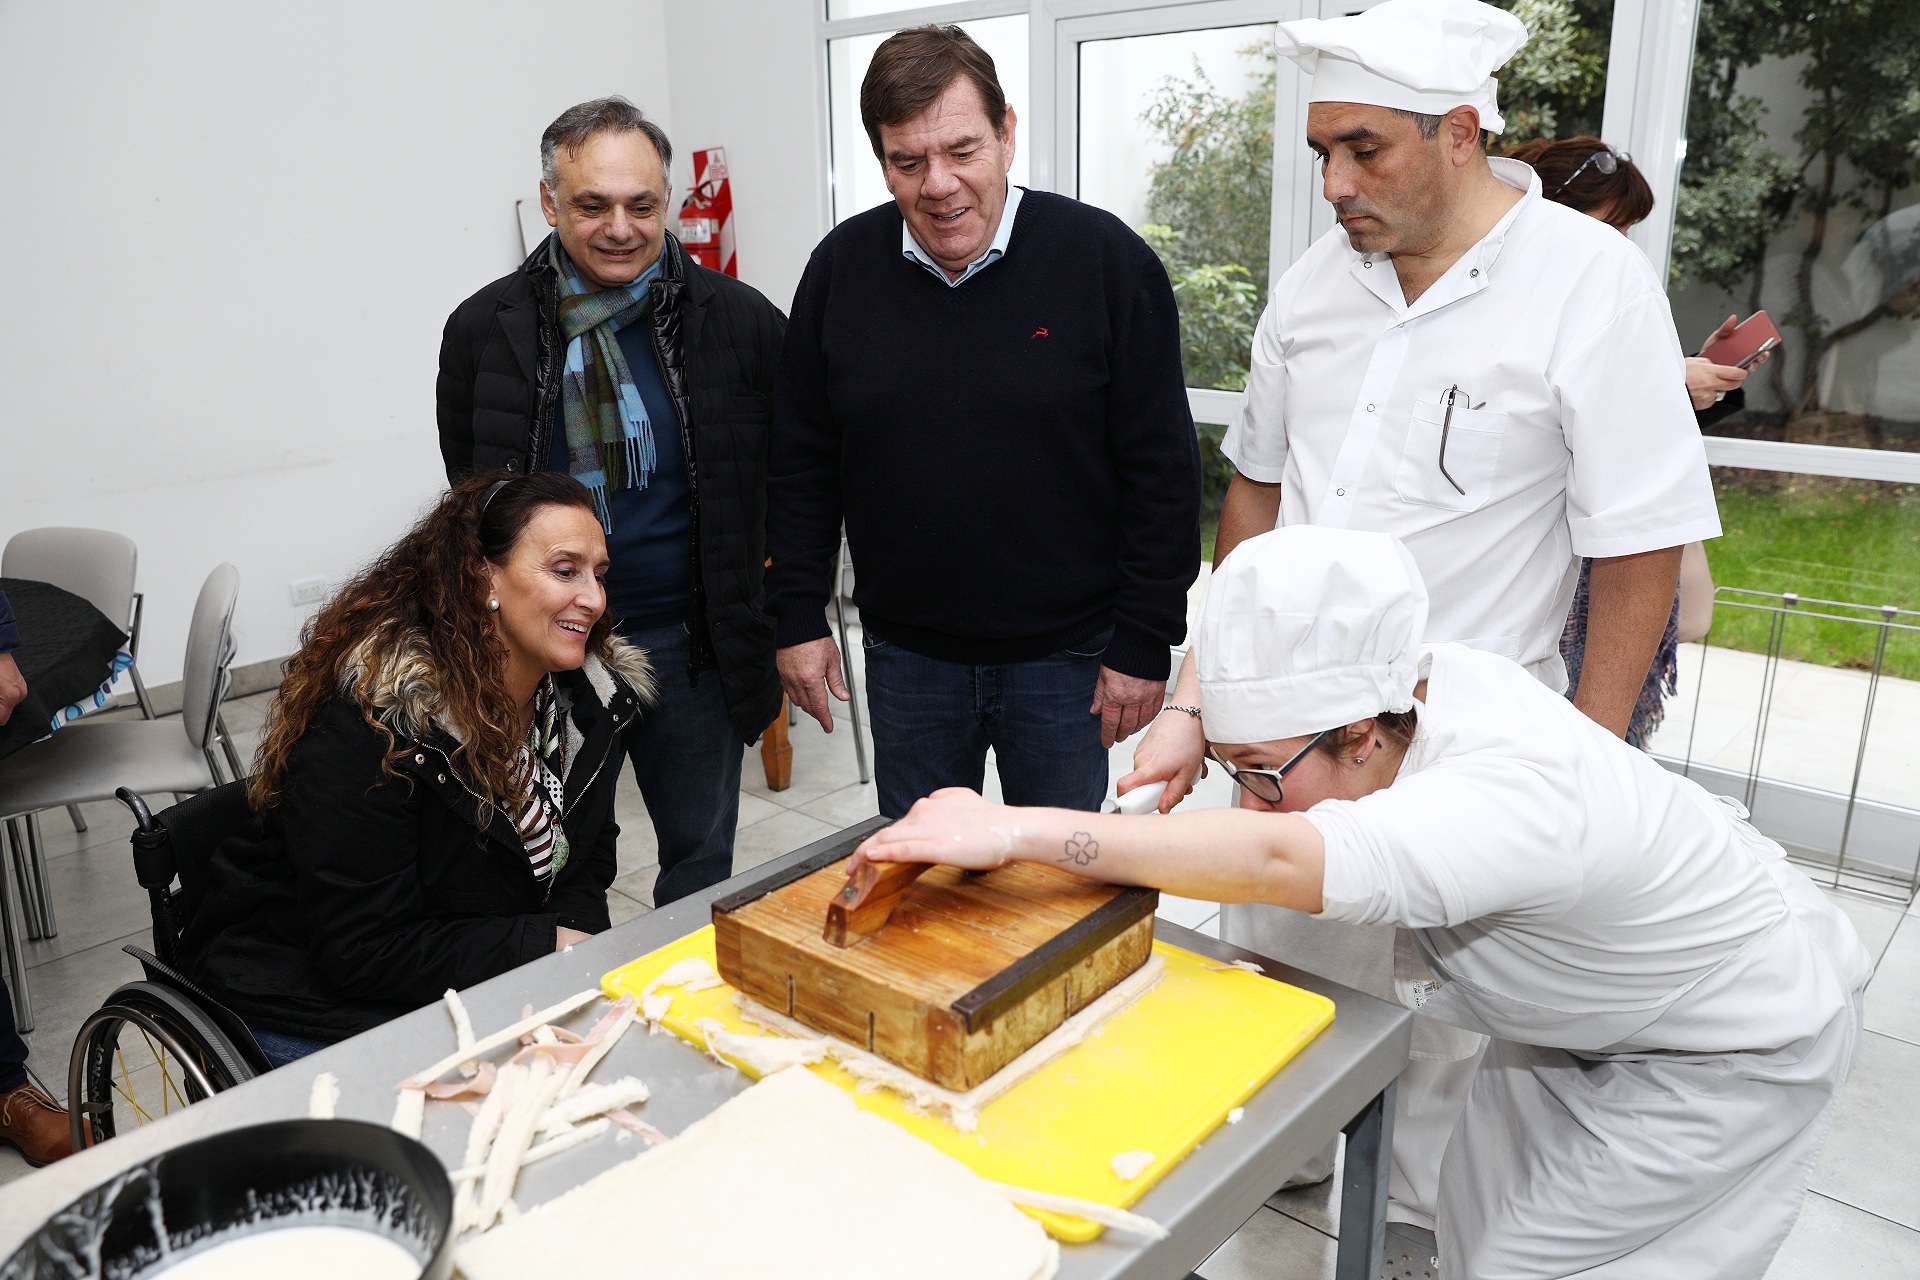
<box><xmin>1060</xmin><ymin>832</ymin><xmax>1099</xmax><ymax>866</ymax></box>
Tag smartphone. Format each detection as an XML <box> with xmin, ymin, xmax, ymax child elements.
<box><xmin>1700</xmin><ymin>311</ymin><xmax>1783</xmax><ymax>370</ymax></box>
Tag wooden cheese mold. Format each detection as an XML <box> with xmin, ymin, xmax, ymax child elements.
<box><xmin>712</xmin><ymin>834</ymin><xmax>1158</xmax><ymax>1091</ymax></box>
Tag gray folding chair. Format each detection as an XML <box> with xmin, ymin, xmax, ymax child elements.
<box><xmin>0</xmin><ymin>564</ymin><xmax>241</xmax><ymax>1032</ymax></box>
<box><xmin>3</xmin><ymin>528</ymin><xmax>160</xmax><ymax>841</ymax></box>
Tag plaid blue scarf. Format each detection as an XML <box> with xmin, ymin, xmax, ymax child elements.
<box><xmin>549</xmin><ymin>237</ymin><xmax>663</xmax><ymax>531</ymax></box>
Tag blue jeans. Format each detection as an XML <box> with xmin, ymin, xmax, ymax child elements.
<box><xmin>620</xmin><ymin>620</ymin><xmax>743</xmax><ymax>907</ymax></box>
<box><xmin>862</xmin><ymin>631</ymin><xmax>1110</xmax><ymax>819</ymax></box>
<box><xmin>250</xmin><ymin>1027</ymin><xmax>329</xmax><ymax>1069</ymax></box>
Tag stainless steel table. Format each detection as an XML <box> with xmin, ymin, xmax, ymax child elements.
<box><xmin>0</xmin><ymin>820</ymin><xmax>1410</xmax><ymax>1278</ymax></box>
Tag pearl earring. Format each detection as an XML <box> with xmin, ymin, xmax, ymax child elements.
<box><xmin>488</xmin><ymin>598</ymin><xmax>499</xmax><ymax>611</ymax></box>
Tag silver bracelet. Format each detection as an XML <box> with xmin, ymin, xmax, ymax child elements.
<box><xmin>1161</xmin><ymin>704</ymin><xmax>1202</xmax><ymax>720</ymax></box>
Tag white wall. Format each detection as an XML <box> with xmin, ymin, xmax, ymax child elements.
<box><xmin>663</xmin><ymin>0</ymin><xmax>826</xmax><ymax>317</ymax></box>
<box><xmin>0</xmin><ymin>0</ymin><xmax>673</xmax><ymax>685</ymax></box>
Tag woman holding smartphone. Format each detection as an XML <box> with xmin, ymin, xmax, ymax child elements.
<box><xmin>1509</xmin><ymin>136</ymin><xmax>1773</xmax><ymax>745</ymax></box>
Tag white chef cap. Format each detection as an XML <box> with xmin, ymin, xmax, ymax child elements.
<box><xmin>1276</xmin><ymin>0</ymin><xmax>1527</xmax><ymax>135</ymax></box>
<box><xmin>1196</xmin><ymin>526</ymin><xmax>1429</xmax><ymax>745</ymax></box>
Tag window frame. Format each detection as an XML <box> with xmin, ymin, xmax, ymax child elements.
<box><xmin>814</xmin><ymin>0</ymin><xmax>1920</xmax><ymax>485</ymax></box>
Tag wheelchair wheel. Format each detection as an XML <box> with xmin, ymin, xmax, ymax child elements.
<box><xmin>68</xmin><ymin>980</ymin><xmax>259</xmax><ymax>1149</ymax></box>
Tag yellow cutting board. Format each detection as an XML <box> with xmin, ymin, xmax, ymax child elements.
<box><xmin>602</xmin><ymin>926</ymin><xmax>1334</xmax><ymax>1242</ymax></box>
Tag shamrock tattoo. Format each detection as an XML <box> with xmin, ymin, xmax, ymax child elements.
<box><xmin>1060</xmin><ymin>831</ymin><xmax>1100</xmax><ymax>866</ymax></box>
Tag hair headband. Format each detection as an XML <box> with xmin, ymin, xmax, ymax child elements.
<box><xmin>478</xmin><ymin>478</ymin><xmax>512</xmax><ymax>520</ymax></box>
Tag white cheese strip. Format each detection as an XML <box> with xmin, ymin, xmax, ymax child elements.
<box><xmin>477</xmin><ymin>1054</ymin><xmax>566</xmax><ymax>1231</ymax></box>
<box><xmin>1109</xmin><ymin>1150</ymin><xmax>1155</xmax><ymax>1181</ymax></box>
<box><xmin>1204</xmin><ymin>959</ymin><xmax>1266</xmax><ymax>974</ymax></box>
<box><xmin>307</xmin><ymin>1072</ymin><xmax>339</xmax><ymax>1121</ymax></box>
<box><xmin>390</xmin><ymin>1086</ymin><xmax>427</xmax><ymax>1140</ymax></box>
<box><xmin>451</xmin><ymin>1117</ymin><xmax>613</xmax><ymax>1183</ymax></box>
<box><xmin>453</xmin><ymin>1061</ymin><xmax>525</xmax><ymax>1236</ymax></box>
<box><xmin>985</xmin><ymin>1181</ymin><xmax>1169</xmax><ymax>1241</ymax></box>
<box><xmin>640</xmin><ymin>993</ymin><xmax>673</xmax><ymax>1027</ymax></box>
<box><xmin>557</xmin><ymin>1001</ymin><xmax>638</xmax><ymax>1100</ymax></box>
<box><xmin>403</xmin><ymin>988</ymin><xmax>600</xmax><ymax>1086</ymax></box>
<box><xmin>540</xmin><ymin>1077</ymin><xmax>651</xmax><ymax>1136</ymax></box>
<box><xmin>639</xmin><ymin>956</ymin><xmax>718</xmax><ymax>999</ymax></box>
<box><xmin>1227</xmin><ymin>1107</ymin><xmax>1245</xmax><ymax>1124</ymax></box>
<box><xmin>444</xmin><ymin>988</ymin><xmax>479</xmax><ymax>1079</ymax></box>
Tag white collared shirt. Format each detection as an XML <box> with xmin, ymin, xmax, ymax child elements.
<box><xmin>902</xmin><ymin>183</ymin><xmax>1024</xmax><ymax>287</ymax></box>
<box><xmin>1221</xmin><ymin>158</ymin><xmax>1720</xmax><ymax>687</ymax></box>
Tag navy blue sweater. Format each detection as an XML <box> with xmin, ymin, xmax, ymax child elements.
<box><xmin>548</xmin><ymin>319</ymin><xmax>690</xmax><ymax>631</ymax></box>
<box><xmin>767</xmin><ymin>190</ymin><xmax>1201</xmax><ymax>680</ymax></box>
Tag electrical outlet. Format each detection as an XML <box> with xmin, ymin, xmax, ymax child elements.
<box><xmin>289</xmin><ymin>576</ymin><xmax>329</xmax><ymax>606</ymax></box>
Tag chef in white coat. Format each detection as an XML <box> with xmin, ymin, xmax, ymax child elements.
<box><xmin>1128</xmin><ymin>0</ymin><xmax>1724</xmax><ymax>1232</ymax></box>
<box><xmin>857</xmin><ymin>525</ymin><xmax>1868</xmax><ymax>1279</ymax></box>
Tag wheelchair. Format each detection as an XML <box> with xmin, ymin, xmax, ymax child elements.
<box><xmin>65</xmin><ymin>783</ymin><xmax>270</xmax><ymax>1149</ymax></box>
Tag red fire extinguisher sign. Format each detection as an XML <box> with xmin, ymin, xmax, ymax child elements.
<box><xmin>677</xmin><ymin>148</ymin><xmax>736</xmax><ymax>277</ymax></box>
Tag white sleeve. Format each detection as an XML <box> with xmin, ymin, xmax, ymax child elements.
<box><xmin>1219</xmin><ymin>298</ymin><xmax>1290</xmax><ymax>483</ymax></box>
<box><xmin>1307</xmin><ymin>758</ymin><xmax>1582</xmax><ymax>929</ymax></box>
<box><xmin>1556</xmin><ymin>292</ymin><xmax>1723</xmax><ymax>558</ymax></box>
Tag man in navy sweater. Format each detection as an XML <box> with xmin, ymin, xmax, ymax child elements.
<box><xmin>769</xmin><ymin>25</ymin><xmax>1201</xmax><ymax>818</ymax></box>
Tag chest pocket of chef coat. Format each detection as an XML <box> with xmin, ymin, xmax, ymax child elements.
<box><xmin>1394</xmin><ymin>398</ymin><xmax>1509</xmax><ymax>512</ymax></box>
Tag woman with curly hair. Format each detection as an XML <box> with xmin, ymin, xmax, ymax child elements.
<box><xmin>186</xmin><ymin>472</ymin><xmax>654</xmax><ymax>1066</ymax></box>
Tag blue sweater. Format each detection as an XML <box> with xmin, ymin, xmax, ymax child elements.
<box><xmin>549</xmin><ymin>319</ymin><xmax>691</xmax><ymax>631</ymax></box>
<box><xmin>767</xmin><ymin>191</ymin><xmax>1201</xmax><ymax>680</ymax></box>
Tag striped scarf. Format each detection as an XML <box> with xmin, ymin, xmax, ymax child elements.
<box><xmin>548</xmin><ymin>236</ymin><xmax>662</xmax><ymax>532</ymax></box>
<box><xmin>510</xmin><ymin>676</ymin><xmax>570</xmax><ymax>888</ymax></box>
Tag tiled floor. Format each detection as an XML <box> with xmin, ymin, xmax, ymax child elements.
<box><xmin>5</xmin><ymin>635</ymin><xmax>1920</xmax><ymax>1280</ymax></box>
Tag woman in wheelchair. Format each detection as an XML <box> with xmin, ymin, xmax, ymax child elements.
<box><xmin>184</xmin><ymin>472</ymin><xmax>654</xmax><ymax>1067</ymax></box>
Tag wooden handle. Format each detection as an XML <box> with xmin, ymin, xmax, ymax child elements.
<box><xmin>823</xmin><ymin>860</ymin><xmax>930</xmax><ymax>948</ymax></box>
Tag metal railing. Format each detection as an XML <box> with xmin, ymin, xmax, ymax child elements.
<box><xmin>1664</xmin><ymin>588</ymin><xmax>1920</xmax><ymax>904</ymax></box>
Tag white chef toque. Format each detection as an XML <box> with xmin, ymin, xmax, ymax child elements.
<box><xmin>1276</xmin><ymin>0</ymin><xmax>1527</xmax><ymax>135</ymax></box>
<box><xmin>1196</xmin><ymin>526</ymin><xmax>1429</xmax><ymax>745</ymax></box>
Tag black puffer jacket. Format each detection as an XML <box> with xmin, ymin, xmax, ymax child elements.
<box><xmin>185</xmin><ymin>639</ymin><xmax>651</xmax><ymax>1043</ymax></box>
<box><xmin>436</xmin><ymin>233</ymin><xmax>784</xmax><ymax>743</ymax></box>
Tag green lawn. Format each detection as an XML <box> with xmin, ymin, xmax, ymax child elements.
<box><xmin>1198</xmin><ymin>473</ymin><xmax>1920</xmax><ymax>679</ymax></box>
<box><xmin>1704</xmin><ymin>473</ymin><xmax>1920</xmax><ymax>679</ymax></box>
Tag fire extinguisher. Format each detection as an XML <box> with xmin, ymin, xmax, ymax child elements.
<box><xmin>677</xmin><ymin>147</ymin><xmax>736</xmax><ymax>277</ymax></box>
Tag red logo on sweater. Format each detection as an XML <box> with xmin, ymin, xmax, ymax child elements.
<box><xmin>1031</xmin><ymin>327</ymin><xmax>1049</xmax><ymax>338</ymax></box>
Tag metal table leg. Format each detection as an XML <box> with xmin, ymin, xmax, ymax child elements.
<box><xmin>1334</xmin><ymin>1078</ymin><xmax>1398</xmax><ymax>1280</ymax></box>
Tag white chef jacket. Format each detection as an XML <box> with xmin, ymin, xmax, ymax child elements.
<box><xmin>1306</xmin><ymin>642</ymin><xmax>1871</xmax><ymax>1277</ymax></box>
<box><xmin>1222</xmin><ymin>158</ymin><xmax>1722</xmax><ymax>688</ymax></box>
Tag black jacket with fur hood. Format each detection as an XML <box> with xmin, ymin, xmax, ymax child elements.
<box><xmin>186</xmin><ymin>636</ymin><xmax>653</xmax><ymax>1043</ymax></box>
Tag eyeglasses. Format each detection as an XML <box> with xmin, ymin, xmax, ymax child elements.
<box><xmin>1209</xmin><ymin>730</ymin><xmax>1329</xmax><ymax>805</ymax></box>
<box><xmin>1551</xmin><ymin>148</ymin><xmax>1627</xmax><ymax>198</ymax></box>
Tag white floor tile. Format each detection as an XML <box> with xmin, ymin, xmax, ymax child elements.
<box><xmin>1864</xmin><ymin>915</ymin><xmax>1920</xmax><ymax>1045</ymax></box>
<box><xmin>731</xmin><ymin>809</ymin><xmax>841</xmax><ymax>874</ymax></box>
<box><xmin>1825</xmin><ymin>888</ymin><xmax>1910</xmax><ymax>972</ymax></box>
<box><xmin>1810</xmin><ymin>1030</ymin><xmax>1920</xmax><ymax>1230</ymax></box>
<box><xmin>1197</xmin><ymin>1206</ymin><xmax>1335</xmax><ymax>1280</ymax></box>
<box><xmin>1764</xmin><ymin>1192</ymin><xmax>1920</xmax><ymax>1279</ymax></box>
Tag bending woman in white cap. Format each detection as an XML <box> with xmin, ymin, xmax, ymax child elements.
<box><xmin>853</xmin><ymin>525</ymin><xmax>1868</xmax><ymax>1279</ymax></box>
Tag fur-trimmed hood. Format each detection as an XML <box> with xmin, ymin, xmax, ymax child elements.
<box><xmin>341</xmin><ymin>627</ymin><xmax>655</xmax><ymax>759</ymax></box>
